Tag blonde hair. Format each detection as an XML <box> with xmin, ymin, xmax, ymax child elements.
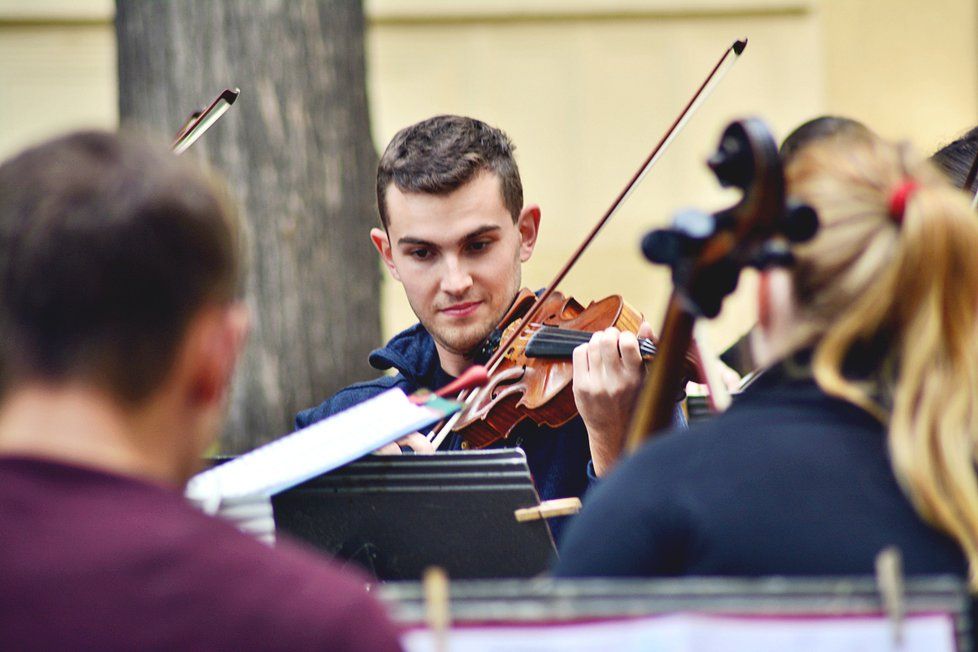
<box><xmin>786</xmin><ymin>134</ymin><xmax>978</xmax><ymax>588</ymax></box>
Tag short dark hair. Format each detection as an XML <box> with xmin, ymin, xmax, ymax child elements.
<box><xmin>0</xmin><ymin>130</ymin><xmax>241</xmax><ymax>403</ymax></box>
<box><xmin>780</xmin><ymin>116</ymin><xmax>872</xmax><ymax>166</ymax></box>
<box><xmin>376</xmin><ymin>115</ymin><xmax>523</xmax><ymax>227</ymax></box>
<box><xmin>931</xmin><ymin>126</ymin><xmax>978</xmax><ymax>193</ymax></box>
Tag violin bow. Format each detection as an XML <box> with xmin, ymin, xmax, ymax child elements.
<box><xmin>171</xmin><ymin>88</ymin><xmax>240</xmax><ymax>154</ymax></box>
<box><xmin>429</xmin><ymin>39</ymin><xmax>748</xmax><ymax>448</ymax></box>
<box><xmin>480</xmin><ymin>39</ymin><xmax>747</xmax><ymax>377</ymax></box>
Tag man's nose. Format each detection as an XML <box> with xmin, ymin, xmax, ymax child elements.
<box><xmin>440</xmin><ymin>258</ymin><xmax>474</xmax><ymax>296</ymax></box>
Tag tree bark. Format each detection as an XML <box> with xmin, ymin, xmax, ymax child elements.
<box><xmin>116</xmin><ymin>0</ymin><xmax>381</xmax><ymax>453</ymax></box>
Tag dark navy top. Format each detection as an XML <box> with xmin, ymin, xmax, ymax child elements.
<box><xmin>555</xmin><ymin>355</ymin><xmax>968</xmax><ymax>582</ymax></box>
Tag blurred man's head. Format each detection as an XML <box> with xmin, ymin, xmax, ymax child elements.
<box><xmin>0</xmin><ymin>131</ymin><xmax>246</xmax><ymax>480</ymax></box>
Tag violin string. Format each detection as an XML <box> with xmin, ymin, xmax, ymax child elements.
<box><xmin>529</xmin><ymin>326</ymin><xmax>657</xmax><ymax>346</ymax></box>
<box><xmin>526</xmin><ymin>340</ymin><xmax>658</xmax><ymax>355</ymax></box>
<box><xmin>528</xmin><ymin>333</ymin><xmax>658</xmax><ymax>351</ymax></box>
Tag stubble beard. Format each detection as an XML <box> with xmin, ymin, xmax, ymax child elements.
<box><xmin>429</xmin><ymin>312</ymin><xmax>499</xmax><ymax>358</ymax></box>
<box><xmin>421</xmin><ymin>254</ymin><xmax>524</xmax><ymax>359</ymax></box>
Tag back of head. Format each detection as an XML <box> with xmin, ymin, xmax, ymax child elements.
<box><xmin>931</xmin><ymin>125</ymin><xmax>978</xmax><ymax>193</ymax></box>
<box><xmin>0</xmin><ymin>130</ymin><xmax>240</xmax><ymax>404</ymax></box>
<box><xmin>376</xmin><ymin>114</ymin><xmax>523</xmax><ymax>227</ymax></box>
<box><xmin>785</xmin><ymin>133</ymin><xmax>978</xmax><ymax>586</ymax></box>
<box><xmin>779</xmin><ymin>115</ymin><xmax>873</xmax><ymax>167</ymax></box>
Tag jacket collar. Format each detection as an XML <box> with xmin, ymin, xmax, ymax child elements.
<box><xmin>367</xmin><ymin>322</ymin><xmax>445</xmax><ymax>388</ymax></box>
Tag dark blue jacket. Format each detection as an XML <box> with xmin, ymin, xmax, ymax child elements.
<box><xmin>296</xmin><ymin>322</ymin><xmax>617</xmax><ymax>543</ymax></box>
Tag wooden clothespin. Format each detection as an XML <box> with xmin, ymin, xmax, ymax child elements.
<box><xmin>875</xmin><ymin>546</ymin><xmax>905</xmax><ymax>649</ymax></box>
<box><xmin>423</xmin><ymin>566</ymin><xmax>450</xmax><ymax>652</ymax></box>
<box><xmin>514</xmin><ymin>497</ymin><xmax>582</xmax><ymax>522</ymax></box>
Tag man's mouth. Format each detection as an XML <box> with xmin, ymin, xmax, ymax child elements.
<box><xmin>440</xmin><ymin>301</ymin><xmax>482</xmax><ymax>318</ymax></box>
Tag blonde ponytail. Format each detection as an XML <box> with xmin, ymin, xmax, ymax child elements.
<box><xmin>786</xmin><ymin>136</ymin><xmax>978</xmax><ymax>588</ymax></box>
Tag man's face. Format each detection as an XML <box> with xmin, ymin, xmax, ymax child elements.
<box><xmin>371</xmin><ymin>171</ymin><xmax>539</xmax><ymax>368</ymax></box>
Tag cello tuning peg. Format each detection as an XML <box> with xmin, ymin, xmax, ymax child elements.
<box><xmin>641</xmin><ymin>210</ymin><xmax>715</xmax><ymax>266</ymax></box>
<box><xmin>673</xmin><ymin>209</ymin><xmax>716</xmax><ymax>240</ymax></box>
<box><xmin>781</xmin><ymin>201</ymin><xmax>819</xmax><ymax>243</ymax></box>
<box><xmin>641</xmin><ymin>229</ymin><xmax>681</xmax><ymax>266</ymax></box>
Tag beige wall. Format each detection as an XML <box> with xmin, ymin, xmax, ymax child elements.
<box><xmin>367</xmin><ymin>1</ymin><xmax>823</xmax><ymax>348</ymax></box>
<box><xmin>0</xmin><ymin>0</ymin><xmax>116</xmax><ymax>157</ymax></box>
<box><xmin>1</xmin><ymin>0</ymin><xmax>976</xmax><ymax>349</ymax></box>
<box><xmin>819</xmin><ymin>0</ymin><xmax>978</xmax><ymax>149</ymax></box>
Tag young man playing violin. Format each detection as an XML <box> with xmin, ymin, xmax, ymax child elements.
<box><xmin>296</xmin><ymin>114</ymin><xmax>674</xmax><ymax>541</ymax></box>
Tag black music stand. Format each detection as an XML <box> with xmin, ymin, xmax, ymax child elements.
<box><xmin>271</xmin><ymin>449</ymin><xmax>556</xmax><ymax>581</ymax></box>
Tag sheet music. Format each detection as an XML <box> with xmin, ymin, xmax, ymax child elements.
<box><xmin>186</xmin><ymin>389</ymin><xmax>457</xmax><ymax>506</ymax></box>
<box><xmin>401</xmin><ymin>612</ymin><xmax>954</xmax><ymax>652</ymax></box>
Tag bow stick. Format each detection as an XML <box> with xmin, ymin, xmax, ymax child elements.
<box><xmin>172</xmin><ymin>88</ymin><xmax>240</xmax><ymax>155</ymax></box>
<box><xmin>429</xmin><ymin>39</ymin><xmax>748</xmax><ymax>448</ymax></box>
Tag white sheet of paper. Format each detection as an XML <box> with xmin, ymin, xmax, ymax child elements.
<box><xmin>401</xmin><ymin>612</ymin><xmax>955</xmax><ymax>652</ymax></box>
<box><xmin>186</xmin><ymin>388</ymin><xmax>454</xmax><ymax>505</ymax></box>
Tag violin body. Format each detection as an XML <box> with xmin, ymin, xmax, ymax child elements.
<box><xmin>453</xmin><ymin>288</ymin><xmax>643</xmax><ymax>449</ymax></box>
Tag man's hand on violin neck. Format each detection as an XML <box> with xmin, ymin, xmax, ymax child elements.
<box><xmin>572</xmin><ymin>322</ymin><xmax>654</xmax><ymax>477</ymax></box>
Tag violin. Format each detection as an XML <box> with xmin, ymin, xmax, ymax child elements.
<box><xmin>448</xmin><ymin>288</ymin><xmax>705</xmax><ymax>448</ymax></box>
<box><xmin>431</xmin><ymin>40</ymin><xmax>747</xmax><ymax>450</ymax></box>
<box><xmin>625</xmin><ymin>117</ymin><xmax>818</xmax><ymax>450</ymax></box>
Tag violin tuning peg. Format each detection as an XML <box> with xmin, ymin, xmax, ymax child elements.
<box><xmin>471</xmin><ymin>328</ymin><xmax>502</xmax><ymax>365</ymax></box>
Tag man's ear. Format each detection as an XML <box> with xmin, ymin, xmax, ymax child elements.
<box><xmin>370</xmin><ymin>227</ymin><xmax>401</xmax><ymax>282</ymax></box>
<box><xmin>516</xmin><ymin>204</ymin><xmax>541</xmax><ymax>263</ymax></box>
<box><xmin>188</xmin><ymin>303</ymin><xmax>249</xmax><ymax>407</ymax></box>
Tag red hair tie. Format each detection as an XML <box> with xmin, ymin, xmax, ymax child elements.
<box><xmin>888</xmin><ymin>179</ymin><xmax>917</xmax><ymax>224</ymax></box>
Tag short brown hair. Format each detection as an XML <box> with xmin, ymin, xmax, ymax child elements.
<box><xmin>376</xmin><ymin>115</ymin><xmax>523</xmax><ymax>227</ymax></box>
<box><xmin>779</xmin><ymin>115</ymin><xmax>871</xmax><ymax>167</ymax></box>
<box><xmin>931</xmin><ymin>125</ymin><xmax>978</xmax><ymax>193</ymax></box>
<box><xmin>0</xmin><ymin>130</ymin><xmax>241</xmax><ymax>403</ymax></box>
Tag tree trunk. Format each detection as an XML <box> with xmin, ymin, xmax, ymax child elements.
<box><xmin>116</xmin><ymin>0</ymin><xmax>381</xmax><ymax>453</ymax></box>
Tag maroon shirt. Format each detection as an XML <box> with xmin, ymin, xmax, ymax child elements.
<box><xmin>0</xmin><ymin>456</ymin><xmax>403</xmax><ymax>651</ymax></box>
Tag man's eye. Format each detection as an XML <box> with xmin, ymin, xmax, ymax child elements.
<box><xmin>468</xmin><ymin>240</ymin><xmax>491</xmax><ymax>252</ymax></box>
<box><xmin>408</xmin><ymin>248</ymin><xmax>431</xmax><ymax>260</ymax></box>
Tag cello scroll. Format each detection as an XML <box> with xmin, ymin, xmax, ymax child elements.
<box><xmin>625</xmin><ymin>118</ymin><xmax>818</xmax><ymax>450</ymax></box>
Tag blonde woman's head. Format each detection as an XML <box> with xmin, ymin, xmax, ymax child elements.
<box><xmin>773</xmin><ymin>132</ymin><xmax>978</xmax><ymax>588</ymax></box>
